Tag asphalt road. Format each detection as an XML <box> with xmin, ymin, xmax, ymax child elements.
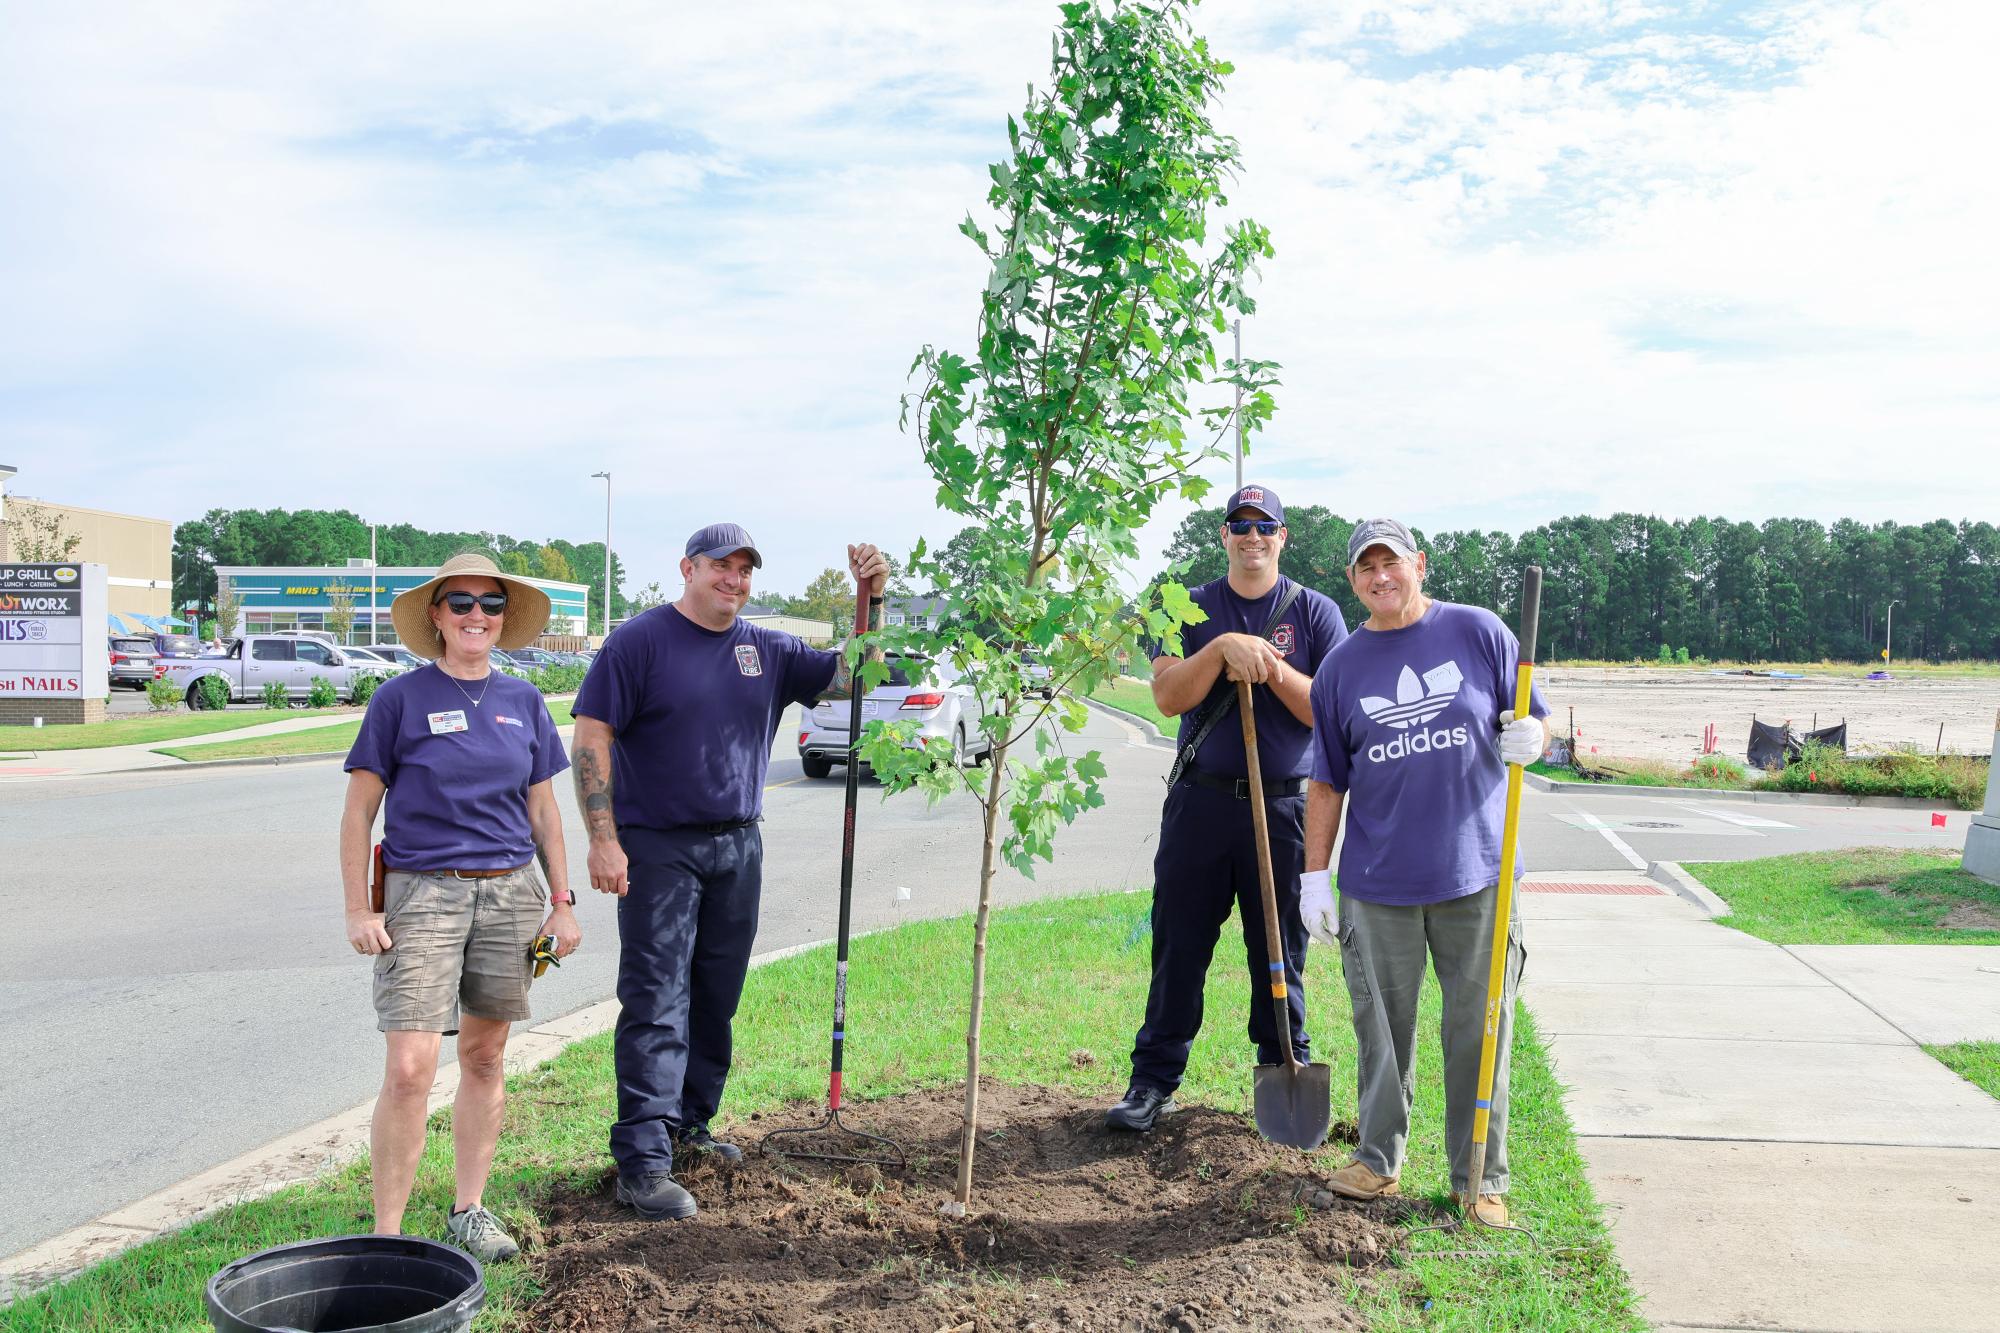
<box><xmin>2</xmin><ymin>702</ymin><xmax>1970</xmax><ymax>1259</ymax></box>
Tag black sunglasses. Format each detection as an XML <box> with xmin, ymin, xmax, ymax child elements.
<box><xmin>1227</xmin><ymin>519</ymin><xmax>1281</xmax><ymax>536</ymax></box>
<box><xmin>436</xmin><ymin>591</ymin><xmax>508</xmax><ymax>615</ymax></box>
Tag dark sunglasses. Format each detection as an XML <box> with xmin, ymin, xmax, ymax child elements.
<box><xmin>436</xmin><ymin>591</ymin><xmax>508</xmax><ymax>615</ymax></box>
<box><xmin>1227</xmin><ymin>519</ymin><xmax>1281</xmax><ymax>536</ymax></box>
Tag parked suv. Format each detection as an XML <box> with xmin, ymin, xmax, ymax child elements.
<box><xmin>107</xmin><ymin>636</ymin><xmax>161</xmax><ymax>689</ymax></box>
<box><xmin>797</xmin><ymin>655</ymin><xmax>993</xmax><ymax>779</ymax></box>
<box><xmin>161</xmin><ymin>634</ymin><xmax>395</xmax><ymax>708</ymax></box>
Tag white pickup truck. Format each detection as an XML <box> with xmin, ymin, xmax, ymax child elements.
<box><xmin>162</xmin><ymin>634</ymin><xmax>394</xmax><ymax>708</ymax></box>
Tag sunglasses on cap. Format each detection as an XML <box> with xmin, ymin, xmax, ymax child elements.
<box><xmin>435</xmin><ymin>591</ymin><xmax>509</xmax><ymax>615</ymax></box>
<box><xmin>1227</xmin><ymin>519</ymin><xmax>1281</xmax><ymax>536</ymax></box>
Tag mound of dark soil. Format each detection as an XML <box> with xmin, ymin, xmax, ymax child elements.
<box><xmin>532</xmin><ymin>1082</ymin><xmax>1420</xmax><ymax>1332</ymax></box>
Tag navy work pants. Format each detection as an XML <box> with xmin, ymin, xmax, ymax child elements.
<box><xmin>1129</xmin><ymin>779</ymin><xmax>1312</xmax><ymax>1092</ymax></box>
<box><xmin>610</xmin><ymin>823</ymin><xmax>762</xmax><ymax>1174</ymax></box>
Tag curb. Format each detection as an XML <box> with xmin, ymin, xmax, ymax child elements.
<box><xmin>1646</xmin><ymin>860</ymin><xmax>1731</xmax><ymax>917</ymax></box>
<box><xmin>0</xmin><ymin>930</ymin><xmax>847</xmax><ymax>1305</ymax></box>
<box><xmin>1524</xmin><ymin>769</ymin><xmax>1963</xmax><ymax>811</ymax></box>
<box><xmin>1082</xmin><ymin>695</ymin><xmax>1175</xmax><ymax>750</ymax></box>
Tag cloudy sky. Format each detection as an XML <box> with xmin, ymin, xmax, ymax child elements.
<box><xmin>3</xmin><ymin>0</ymin><xmax>1993</xmax><ymax>597</ymax></box>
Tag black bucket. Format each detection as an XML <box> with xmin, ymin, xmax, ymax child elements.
<box><xmin>205</xmin><ymin>1234</ymin><xmax>484</xmax><ymax>1333</ymax></box>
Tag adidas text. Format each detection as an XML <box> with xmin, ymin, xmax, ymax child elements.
<box><xmin>1367</xmin><ymin>724</ymin><xmax>1470</xmax><ymax>764</ymax></box>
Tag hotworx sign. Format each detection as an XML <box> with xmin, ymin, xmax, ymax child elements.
<box><xmin>0</xmin><ymin>563</ymin><xmax>108</xmax><ymax>698</ymax></box>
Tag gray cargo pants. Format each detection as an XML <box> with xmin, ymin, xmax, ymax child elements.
<box><xmin>1336</xmin><ymin>885</ymin><xmax>1526</xmax><ymax>1194</ymax></box>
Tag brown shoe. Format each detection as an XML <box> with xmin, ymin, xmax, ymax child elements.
<box><xmin>1462</xmin><ymin>1192</ymin><xmax>1509</xmax><ymax>1226</ymax></box>
<box><xmin>1326</xmin><ymin>1160</ymin><xmax>1400</xmax><ymax>1200</ymax></box>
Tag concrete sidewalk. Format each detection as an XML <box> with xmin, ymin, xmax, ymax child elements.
<box><xmin>1519</xmin><ymin>868</ymin><xmax>2000</xmax><ymax>1333</ymax></box>
<box><xmin>0</xmin><ymin>711</ymin><xmax>368</xmax><ymax>778</ymax></box>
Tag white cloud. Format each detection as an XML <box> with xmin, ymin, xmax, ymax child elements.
<box><xmin>0</xmin><ymin>0</ymin><xmax>1992</xmax><ymax>599</ymax></box>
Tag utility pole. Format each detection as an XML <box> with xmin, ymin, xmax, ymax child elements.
<box><xmin>1884</xmin><ymin>599</ymin><xmax>1899</xmax><ymax>665</ymax></box>
<box><xmin>369</xmin><ymin>522</ymin><xmax>378</xmax><ymax>645</ymax></box>
<box><xmin>1232</xmin><ymin>318</ymin><xmax>1243</xmax><ymax>491</ymax></box>
<box><xmin>591</xmin><ymin>471</ymin><xmax>612</xmax><ymax>637</ymax></box>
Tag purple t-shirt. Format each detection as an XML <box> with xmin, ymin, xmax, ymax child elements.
<box><xmin>345</xmin><ymin>664</ymin><xmax>570</xmax><ymax>871</ymax></box>
<box><xmin>573</xmin><ymin>605</ymin><xmax>839</xmax><ymax>829</ymax></box>
<box><xmin>1164</xmin><ymin>576</ymin><xmax>1348</xmax><ymax>780</ymax></box>
<box><xmin>1308</xmin><ymin>600</ymin><xmax>1549</xmax><ymax>905</ymax></box>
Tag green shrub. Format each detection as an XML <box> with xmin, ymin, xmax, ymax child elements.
<box><xmin>1674</xmin><ymin>646</ymin><xmax>1691</xmax><ymax>664</ymax></box>
<box><xmin>522</xmin><ymin>664</ymin><xmax>587</xmax><ymax>696</ymax></box>
<box><xmin>194</xmin><ymin>675</ymin><xmax>231</xmax><ymax>710</ymax></box>
<box><xmin>1657</xmin><ymin>643</ymin><xmax>1672</xmax><ymax>663</ymax></box>
<box><xmin>1684</xmin><ymin>753</ymin><xmax>1747</xmax><ymax>787</ymax></box>
<box><xmin>351</xmin><ymin>673</ymin><xmax>382</xmax><ymax>707</ymax></box>
<box><xmin>145</xmin><ymin>676</ymin><xmax>185</xmax><ymax>712</ymax></box>
<box><xmin>307</xmin><ymin>675</ymin><xmax>338</xmax><ymax>709</ymax></box>
<box><xmin>261</xmin><ymin>680</ymin><xmax>289</xmax><ymax>710</ymax></box>
<box><xmin>1767</xmin><ymin>741</ymin><xmax>1987</xmax><ymax>809</ymax></box>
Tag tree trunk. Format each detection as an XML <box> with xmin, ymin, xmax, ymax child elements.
<box><xmin>947</xmin><ymin>714</ymin><xmax>1012</xmax><ymax>1215</ymax></box>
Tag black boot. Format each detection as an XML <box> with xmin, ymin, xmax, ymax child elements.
<box><xmin>675</xmin><ymin>1125</ymin><xmax>744</xmax><ymax>1162</ymax></box>
<box><xmin>1105</xmin><ymin>1083</ymin><xmax>1175</xmax><ymax>1132</ymax></box>
<box><xmin>615</xmin><ymin>1169</ymin><xmax>698</xmax><ymax>1220</ymax></box>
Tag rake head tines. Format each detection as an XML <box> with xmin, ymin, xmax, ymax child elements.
<box><xmin>759</xmin><ymin>1107</ymin><xmax>907</xmax><ymax>1169</ymax></box>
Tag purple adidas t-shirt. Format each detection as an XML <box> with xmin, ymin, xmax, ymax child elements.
<box><xmin>345</xmin><ymin>665</ymin><xmax>570</xmax><ymax>871</ymax></box>
<box><xmin>573</xmin><ymin>604</ymin><xmax>839</xmax><ymax>829</ymax></box>
<box><xmin>1165</xmin><ymin>576</ymin><xmax>1347</xmax><ymax>780</ymax></box>
<box><xmin>1309</xmin><ymin>600</ymin><xmax>1549</xmax><ymax>905</ymax></box>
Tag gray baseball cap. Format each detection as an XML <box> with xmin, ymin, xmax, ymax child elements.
<box><xmin>1346</xmin><ymin>518</ymin><xmax>1420</xmax><ymax>567</ymax></box>
<box><xmin>685</xmin><ymin>522</ymin><xmax>763</xmax><ymax>568</ymax></box>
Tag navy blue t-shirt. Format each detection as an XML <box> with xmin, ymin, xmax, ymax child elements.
<box><xmin>1308</xmin><ymin>600</ymin><xmax>1549</xmax><ymax>905</ymax></box>
<box><xmin>345</xmin><ymin>664</ymin><xmax>569</xmax><ymax>871</ymax></box>
<box><xmin>1160</xmin><ymin>576</ymin><xmax>1348</xmax><ymax>780</ymax></box>
<box><xmin>573</xmin><ymin>604</ymin><xmax>839</xmax><ymax>829</ymax></box>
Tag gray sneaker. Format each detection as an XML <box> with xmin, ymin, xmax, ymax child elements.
<box><xmin>445</xmin><ymin>1204</ymin><xmax>520</xmax><ymax>1262</ymax></box>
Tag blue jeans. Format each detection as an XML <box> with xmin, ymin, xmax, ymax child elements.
<box><xmin>610</xmin><ymin>823</ymin><xmax>762</xmax><ymax>1174</ymax></box>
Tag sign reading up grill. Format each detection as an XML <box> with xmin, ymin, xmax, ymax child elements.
<box><xmin>0</xmin><ymin>563</ymin><xmax>108</xmax><ymax>697</ymax></box>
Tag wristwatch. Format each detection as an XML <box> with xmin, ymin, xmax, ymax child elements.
<box><xmin>549</xmin><ymin>889</ymin><xmax>575</xmax><ymax>907</ymax></box>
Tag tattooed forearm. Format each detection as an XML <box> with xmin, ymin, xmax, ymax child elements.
<box><xmin>573</xmin><ymin>744</ymin><xmax>617</xmax><ymax>842</ymax></box>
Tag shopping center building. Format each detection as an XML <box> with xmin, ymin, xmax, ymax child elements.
<box><xmin>216</xmin><ymin>564</ymin><xmax>590</xmax><ymax>646</ymax></box>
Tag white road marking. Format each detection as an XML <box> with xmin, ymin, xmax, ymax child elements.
<box><xmin>1571</xmin><ymin>807</ymin><xmax>1649</xmax><ymax>870</ymax></box>
<box><xmin>1671</xmin><ymin>801</ymin><xmax>1793</xmax><ymax>829</ymax></box>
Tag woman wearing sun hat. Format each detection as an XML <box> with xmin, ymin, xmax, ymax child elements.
<box><xmin>338</xmin><ymin>551</ymin><xmax>578</xmax><ymax>1262</ymax></box>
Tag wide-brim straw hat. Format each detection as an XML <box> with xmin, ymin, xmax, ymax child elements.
<box><xmin>391</xmin><ymin>553</ymin><xmax>552</xmax><ymax>659</ymax></box>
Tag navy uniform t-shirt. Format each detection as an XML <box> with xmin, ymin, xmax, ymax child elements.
<box><xmin>573</xmin><ymin>604</ymin><xmax>839</xmax><ymax>829</ymax></box>
<box><xmin>345</xmin><ymin>664</ymin><xmax>570</xmax><ymax>871</ymax></box>
<box><xmin>1162</xmin><ymin>575</ymin><xmax>1348</xmax><ymax>780</ymax></box>
<box><xmin>1308</xmin><ymin>600</ymin><xmax>1549</xmax><ymax>906</ymax></box>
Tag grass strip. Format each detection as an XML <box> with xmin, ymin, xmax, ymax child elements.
<box><xmin>4</xmin><ymin>892</ymin><xmax>1638</xmax><ymax>1332</ymax></box>
<box><xmin>153</xmin><ymin>701</ymin><xmax>577</xmax><ymax>762</ymax></box>
<box><xmin>1689</xmin><ymin>848</ymin><xmax>2000</xmax><ymax>945</ymax></box>
<box><xmin>1089</xmin><ymin>676</ymin><xmax>1173</xmax><ymax>734</ymax></box>
<box><xmin>1926</xmin><ymin>1042</ymin><xmax>2000</xmax><ymax>1100</ymax></box>
<box><xmin>1547</xmin><ymin>658</ymin><xmax>2000</xmax><ymax>678</ymax></box>
<box><xmin>0</xmin><ymin>708</ymin><xmax>353</xmax><ymax>752</ymax></box>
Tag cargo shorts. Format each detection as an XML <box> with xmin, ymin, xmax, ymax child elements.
<box><xmin>372</xmin><ymin>866</ymin><xmax>548</xmax><ymax>1034</ymax></box>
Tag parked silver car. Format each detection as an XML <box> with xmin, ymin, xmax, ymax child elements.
<box><xmin>797</xmin><ymin>656</ymin><xmax>993</xmax><ymax>779</ymax></box>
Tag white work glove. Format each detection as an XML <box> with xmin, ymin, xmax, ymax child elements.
<box><xmin>1498</xmin><ymin>709</ymin><xmax>1544</xmax><ymax>766</ymax></box>
<box><xmin>1299</xmin><ymin>869</ymin><xmax>1337</xmax><ymax>949</ymax></box>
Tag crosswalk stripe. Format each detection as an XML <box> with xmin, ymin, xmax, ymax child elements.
<box><xmin>1672</xmin><ymin>801</ymin><xmax>1793</xmax><ymax>829</ymax></box>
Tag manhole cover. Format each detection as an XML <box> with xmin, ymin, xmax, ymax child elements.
<box><xmin>1627</xmin><ymin>820</ymin><xmax>1683</xmax><ymax>829</ymax></box>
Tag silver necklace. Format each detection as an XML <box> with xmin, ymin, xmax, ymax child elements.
<box><xmin>437</xmin><ymin>662</ymin><xmax>493</xmax><ymax>709</ymax></box>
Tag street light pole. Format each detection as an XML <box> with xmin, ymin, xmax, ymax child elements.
<box><xmin>369</xmin><ymin>522</ymin><xmax>377</xmax><ymax>645</ymax></box>
<box><xmin>591</xmin><ymin>471</ymin><xmax>612</xmax><ymax>637</ymax></box>
<box><xmin>1232</xmin><ymin>318</ymin><xmax>1243</xmax><ymax>491</ymax></box>
<box><xmin>1885</xmin><ymin>599</ymin><xmax>1899</xmax><ymax>665</ymax></box>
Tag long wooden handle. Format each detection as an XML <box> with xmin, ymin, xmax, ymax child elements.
<box><xmin>1466</xmin><ymin>565</ymin><xmax>1541</xmax><ymax>1204</ymax></box>
<box><xmin>1237</xmin><ymin>681</ymin><xmax>1295</xmax><ymax>1069</ymax></box>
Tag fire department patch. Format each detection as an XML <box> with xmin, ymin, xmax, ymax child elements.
<box><xmin>1271</xmin><ymin>623</ymin><xmax>1296</xmax><ymax>656</ymax></box>
<box><xmin>734</xmin><ymin>644</ymin><xmax>762</xmax><ymax>676</ymax></box>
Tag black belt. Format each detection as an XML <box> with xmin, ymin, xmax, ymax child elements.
<box><xmin>673</xmin><ymin>818</ymin><xmax>760</xmax><ymax>834</ymax></box>
<box><xmin>1180</xmin><ymin>767</ymin><xmax>1307</xmax><ymax>800</ymax></box>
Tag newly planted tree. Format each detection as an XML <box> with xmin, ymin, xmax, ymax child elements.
<box><xmin>857</xmin><ymin>0</ymin><xmax>1277</xmax><ymax>1213</ymax></box>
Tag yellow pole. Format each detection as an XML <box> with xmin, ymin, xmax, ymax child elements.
<box><xmin>1464</xmin><ymin>565</ymin><xmax>1540</xmax><ymax>1222</ymax></box>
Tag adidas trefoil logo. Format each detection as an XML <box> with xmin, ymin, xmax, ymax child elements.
<box><xmin>1360</xmin><ymin>661</ymin><xmax>1470</xmax><ymax>763</ymax></box>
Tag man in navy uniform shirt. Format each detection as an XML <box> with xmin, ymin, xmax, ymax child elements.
<box><xmin>1107</xmin><ymin>485</ymin><xmax>1348</xmax><ymax>1132</ymax></box>
<box><xmin>573</xmin><ymin>523</ymin><xmax>888</xmax><ymax>1221</ymax></box>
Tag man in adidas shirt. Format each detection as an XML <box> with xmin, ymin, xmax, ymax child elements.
<box><xmin>1106</xmin><ymin>484</ymin><xmax>1348</xmax><ymax>1133</ymax></box>
<box><xmin>1301</xmin><ymin>517</ymin><xmax>1548</xmax><ymax>1226</ymax></box>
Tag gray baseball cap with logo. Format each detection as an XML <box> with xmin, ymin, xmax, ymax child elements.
<box><xmin>1346</xmin><ymin>518</ymin><xmax>1420</xmax><ymax>568</ymax></box>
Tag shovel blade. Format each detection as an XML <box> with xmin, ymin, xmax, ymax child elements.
<box><xmin>1252</xmin><ymin>1059</ymin><xmax>1332</xmax><ymax>1150</ymax></box>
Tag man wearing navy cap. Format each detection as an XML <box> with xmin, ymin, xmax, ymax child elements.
<box><xmin>572</xmin><ymin>523</ymin><xmax>888</xmax><ymax>1220</ymax></box>
<box><xmin>1106</xmin><ymin>484</ymin><xmax>1349</xmax><ymax>1132</ymax></box>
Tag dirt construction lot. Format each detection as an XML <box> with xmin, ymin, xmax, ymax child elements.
<box><xmin>1540</xmin><ymin>667</ymin><xmax>2000</xmax><ymax>766</ymax></box>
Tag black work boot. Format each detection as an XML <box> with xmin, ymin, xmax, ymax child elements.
<box><xmin>674</xmin><ymin>1125</ymin><xmax>744</xmax><ymax>1162</ymax></box>
<box><xmin>615</xmin><ymin>1169</ymin><xmax>698</xmax><ymax>1221</ymax></box>
<box><xmin>1105</xmin><ymin>1083</ymin><xmax>1175</xmax><ymax>1132</ymax></box>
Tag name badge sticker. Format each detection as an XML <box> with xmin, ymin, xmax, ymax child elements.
<box><xmin>1421</xmin><ymin>661</ymin><xmax>1463</xmax><ymax>695</ymax></box>
<box><xmin>428</xmin><ymin>709</ymin><xmax>469</xmax><ymax>735</ymax></box>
